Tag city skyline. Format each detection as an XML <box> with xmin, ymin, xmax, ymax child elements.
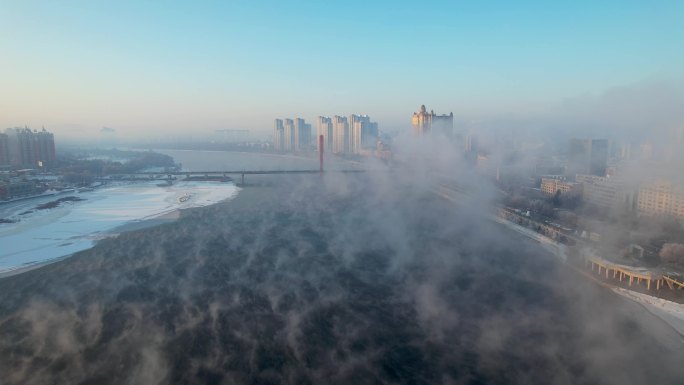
<box><xmin>1</xmin><ymin>1</ymin><xmax>683</xmax><ymax>139</ymax></box>
<box><xmin>275</xmin><ymin>114</ymin><xmax>379</xmax><ymax>155</ymax></box>
<box><xmin>3</xmin><ymin>3</ymin><xmax>684</xmax><ymax>384</ymax></box>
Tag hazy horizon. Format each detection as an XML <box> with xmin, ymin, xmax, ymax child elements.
<box><xmin>3</xmin><ymin>3</ymin><xmax>684</xmax><ymax>382</ymax></box>
<box><xmin>2</xmin><ymin>1</ymin><xmax>683</xmax><ymax>140</ymax></box>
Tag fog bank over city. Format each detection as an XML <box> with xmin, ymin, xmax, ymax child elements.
<box><xmin>3</xmin><ymin>1</ymin><xmax>684</xmax><ymax>384</ymax></box>
<box><xmin>2</xmin><ymin>139</ymin><xmax>683</xmax><ymax>384</ymax></box>
<box><xmin>13</xmin><ymin>78</ymin><xmax>676</xmax><ymax>149</ymax></box>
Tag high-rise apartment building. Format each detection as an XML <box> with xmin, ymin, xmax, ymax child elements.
<box><xmin>567</xmin><ymin>139</ymin><xmax>609</xmax><ymax>177</ymax></box>
<box><xmin>575</xmin><ymin>174</ymin><xmax>637</xmax><ymax>211</ymax></box>
<box><xmin>332</xmin><ymin>116</ymin><xmax>349</xmax><ymax>154</ymax></box>
<box><xmin>589</xmin><ymin>139</ymin><xmax>609</xmax><ymax>176</ymax></box>
<box><xmin>293</xmin><ymin>118</ymin><xmax>311</xmax><ymax>151</ymax></box>
<box><xmin>277</xmin><ymin>115</ymin><xmax>374</xmax><ymax>155</ymax></box>
<box><xmin>273</xmin><ymin>119</ymin><xmax>284</xmax><ymax>151</ymax></box>
<box><xmin>349</xmin><ymin>114</ymin><xmax>378</xmax><ymax>154</ymax></box>
<box><xmin>3</xmin><ymin>127</ymin><xmax>56</xmax><ymax>167</ymax></box>
<box><xmin>637</xmin><ymin>180</ymin><xmax>684</xmax><ymax>218</ymax></box>
<box><xmin>316</xmin><ymin>116</ymin><xmax>333</xmax><ymax>153</ymax></box>
<box><xmin>283</xmin><ymin>119</ymin><xmax>295</xmax><ymax>152</ymax></box>
<box><xmin>0</xmin><ymin>133</ymin><xmax>9</xmax><ymax>166</ymax></box>
<box><xmin>411</xmin><ymin>105</ymin><xmax>453</xmax><ymax>137</ymax></box>
<box><xmin>274</xmin><ymin>118</ymin><xmax>311</xmax><ymax>152</ymax></box>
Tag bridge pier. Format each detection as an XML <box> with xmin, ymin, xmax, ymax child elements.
<box><xmin>241</xmin><ymin>173</ymin><xmax>244</xmax><ymax>186</ymax></box>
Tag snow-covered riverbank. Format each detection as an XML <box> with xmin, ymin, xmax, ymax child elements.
<box><xmin>0</xmin><ymin>181</ymin><xmax>239</xmax><ymax>275</ymax></box>
<box><xmin>494</xmin><ymin>214</ymin><xmax>684</xmax><ymax>337</ymax></box>
<box><xmin>612</xmin><ymin>288</ymin><xmax>684</xmax><ymax>336</ymax></box>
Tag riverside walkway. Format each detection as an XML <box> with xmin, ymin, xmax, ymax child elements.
<box><xmin>585</xmin><ymin>256</ymin><xmax>684</xmax><ymax>291</ymax></box>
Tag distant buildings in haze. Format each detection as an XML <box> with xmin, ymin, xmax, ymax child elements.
<box><xmin>0</xmin><ymin>127</ymin><xmax>56</xmax><ymax>168</ymax></box>
<box><xmin>540</xmin><ymin>175</ymin><xmax>581</xmax><ymax>196</ymax></box>
<box><xmin>273</xmin><ymin>118</ymin><xmax>312</xmax><ymax>152</ymax></box>
<box><xmin>574</xmin><ymin>174</ymin><xmax>637</xmax><ymax>212</ymax></box>
<box><xmin>349</xmin><ymin>115</ymin><xmax>379</xmax><ymax>155</ymax></box>
<box><xmin>638</xmin><ymin>179</ymin><xmax>684</xmax><ymax>218</ymax></box>
<box><xmin>538</xmin><ymin>172</ymin><xmax>684</xmax><ymax>219</ymax></box>
<box><xmin>275</xmin><ymin>114</ymin><xmax>378</xmax><ymax>156</ymax></box>
<box><xmin>273</xmin><ymin>119</ymin><xmax>284</xmax><ymax>151</ymax></box>
<box><xmin>332</xmin><ymin>116</ymin><xmax>349</xmax><ymax>154</ymax></box>
<box><xmin>0</xmin><ymin>133</ymin><xmax>9</xmax><ymax>166</ymax></box>
<box><xmin>411</xmin><ymin>104</ymin><xmax>454</xmax><ymax>137</ymax></box>
<box><xmin>275</xmin><ymin>104</ymin><xmax>459</xmax><ymax>156</ymax></box>
<box><xmin>316</xmin><ymin>116</ymin><xmax>333</xmax><ymax>153</ymax></box>
<box><xmin>567</xmin><ymin>138</ymin><xmax>609</xmax><ymax>177</ymax></box>
<box><xmin>294</xmin><ymin>118</ymin><xmax>311</xmax><ymax>152</ymax></box>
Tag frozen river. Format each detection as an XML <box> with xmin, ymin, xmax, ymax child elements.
<box><xmin>0</xmin><ymin>181</ymin><xmax>239</xmax><ymax>274</ymax></box>
<box><xmin>0</xmin><ymin>149</ymin><xmax>357</xmax><ymax>276</ymax></box>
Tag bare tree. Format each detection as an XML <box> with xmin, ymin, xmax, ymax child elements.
<box><xmin>659</xmin><ymin>243</ymin><xmax>684</xmax><ymax>266</ymax></box>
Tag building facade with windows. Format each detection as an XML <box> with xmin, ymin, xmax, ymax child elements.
<box><xmin>575</xmin><ymin>174</ymin><xmax>636</xmax><ymax>211</ymax></box>
<box><xmin>540</xmin><ymin>176</ymin><xmax>581</xmax><ymax>196</ymax></box>
<box><xmin>637</xmin><ymin>180</ymin><xmax>684</xmax><ymax>218</ymax></box>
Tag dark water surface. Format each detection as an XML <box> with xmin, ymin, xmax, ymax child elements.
<box><xmin>0</xmin><ymin>172</ymin><xmax>682</xmax><ymax>385</ymax></box>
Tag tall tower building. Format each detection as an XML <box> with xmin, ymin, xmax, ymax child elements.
<box><xmin>316</xmin><ymin>116</ymin><xmax>333</xmax><ymax>153</ymax></box>
<box><xmin>411</xmin><ymin>105</ymin><xmax>453</xmax><ymax>137</ymax></box>
<box><xmin>4</xmin><ymin>127</ymin><xmax>56</xmax><ymax>167</ymax></box>
<box><xmin>0</xmin><ymin>132</ymin><xmax>9</xmax><ymax>166</ymax></box>
<box><xmin>332</xmin><ymin>116</ymin><xmax>349</xmax><ymax>154</ymax></box>
<box><xmin>567</xmin><ymin>138</ymin><xmax>609</xmax><ymax>177</ymax></box>
<box><xmin>412</xmin><ymin>105</ymin><xmax>430</xmax><ymax>135</ymax></box>
<box><xmin>293</xmin><ymin>118</ymin><xmax>311</xmax><ymax>151</ymax></box>
<box><xmin>589</xmin><ymin>139</ymin><xmax>609</xmax><ymax>176</ymax></box>
<box><xmin>283</xmin><ymin>119</ymin><xmax>295</xmax><ymax>152</ymax></box>
<box><xmin>349</xmin><ymin>114</ymin><xmax>378</xmax><ymax>154</ymax></box>
<box><xmin>273</xmin><ymin>119</ymin><xmax>284</xmax><ymax>151</ymax></box>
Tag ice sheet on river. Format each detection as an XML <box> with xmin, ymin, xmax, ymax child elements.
<box><xmin>0</xmin><ymin>181</ymin><xmax>238</xmax><ymax>274</ymax></box>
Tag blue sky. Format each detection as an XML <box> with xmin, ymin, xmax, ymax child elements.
<box><xmin>1</xmin><ymin>0</ymin><xmax>682</xmax><ymax>137</ymax></box>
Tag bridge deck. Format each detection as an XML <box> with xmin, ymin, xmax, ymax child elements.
<box><xmin>112</xmin><ymin>169</ymin><xmax>364</xmax><ymax>176</ymax></box>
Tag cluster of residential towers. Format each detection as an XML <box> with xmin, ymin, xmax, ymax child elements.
<box><xmin>0</xmin><ymin>127</ymin><xmax>56</xmax><ymax>168</ymax></box>
<box><xmin>274</xmin><ymin>115</ymin><xmax>379</xmax><ymax>155</ymax></box>
<box><xmin>274</xmin><ymin>105</ymin><xmax>456</xmax><ymax>155</ymax></box>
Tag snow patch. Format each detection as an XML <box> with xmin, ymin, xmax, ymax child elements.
<box><xmin>0</xmin><ymin>181</ymin><xmax>239</xmax><ymax>274</ymax></box>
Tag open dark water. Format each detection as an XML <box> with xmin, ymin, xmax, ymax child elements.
<box><xmin>0</xmin><ymin>169</ymin><xmax>682</xmax><ymax>384</ymax></box>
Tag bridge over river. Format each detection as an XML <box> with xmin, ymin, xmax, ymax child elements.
<box><xmin>98</xmin><ymin>169</ymin><xmax>366</xmax><ymax>185</ymax></box>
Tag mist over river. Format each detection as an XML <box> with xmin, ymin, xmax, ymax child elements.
<box><xmin>0</xmin><ymin>152</ymin><xmax>683</xmax><ymax>385</ymax></box>
<box><xmin>156</xmin><ymin>149</ymin><xmax>359</xmax><ymax>172</ymax></box>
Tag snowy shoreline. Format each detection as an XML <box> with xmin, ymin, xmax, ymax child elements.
<box><xmin>0</xmin><ymin>181</ymin><xmax>239</xmax><ymax>276</ymax></box>
<box><xmin>495</xmin><ymin>215</ymin><xmax>684</xmax><ymax>338</ymax></box>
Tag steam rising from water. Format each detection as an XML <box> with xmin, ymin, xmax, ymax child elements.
<box><xmin>0</xmin><ymin>158</ymin><xmax>683</xmax><ymax>384</ymax></box>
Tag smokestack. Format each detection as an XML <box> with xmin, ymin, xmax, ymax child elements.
<box><xmin>319</xmin><ymin>134</ymin><xmax>324</xmax><ymax>174</ymax></box>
